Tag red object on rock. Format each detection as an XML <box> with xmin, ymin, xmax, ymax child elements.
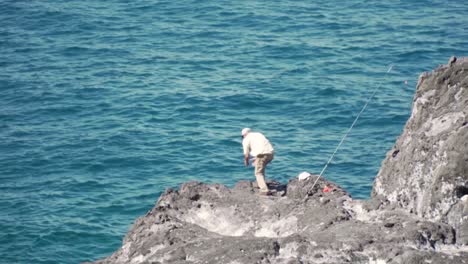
<box><xmin>323</xmin><ymin>186</ymin><xmax>332</xmax><ymax>193</ymax></box>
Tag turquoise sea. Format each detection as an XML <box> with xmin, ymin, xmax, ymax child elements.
<box><xmin>1</xmin><ymin>0</ymin><xmax>467</xmax><ymax>263</ymax></box>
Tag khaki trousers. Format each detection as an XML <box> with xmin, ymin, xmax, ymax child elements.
<box><xmin>254</xmin><ymin>153</ymin><xmax>274</xmax><ymax>193</ymax></box>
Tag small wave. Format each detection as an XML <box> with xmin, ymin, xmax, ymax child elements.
<box><xmin>2</xmin><ymin>0</ymin><xmax>467</xmax><ymax>263</ymax></box>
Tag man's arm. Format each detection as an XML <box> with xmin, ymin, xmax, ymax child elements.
<box><xmin>242</xmin><ymin>138</ymin><xmax>250</xmax><ymax>167</ymax></box>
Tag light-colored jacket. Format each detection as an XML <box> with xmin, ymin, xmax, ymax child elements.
<box><xmin>242</xmin><ymin>132</ymin><xmax>274</xmax><ymax>157</ymax></box>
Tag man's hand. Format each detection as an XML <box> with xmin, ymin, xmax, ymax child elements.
<box><xmin>244</xmin><ymin>155</ymin><xmax>249</xmax><ymax>167</ymax></box>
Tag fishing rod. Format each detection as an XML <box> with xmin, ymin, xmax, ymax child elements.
<box><xmin>304</xmin><ymin>65</ymin><xmax>394</xmax><ymax>197</ymax></box>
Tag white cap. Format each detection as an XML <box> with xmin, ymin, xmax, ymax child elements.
<box><xmin>241</xmin><ymin>128</ymin><xmax>251</xmax><ymax>136</ymax></box>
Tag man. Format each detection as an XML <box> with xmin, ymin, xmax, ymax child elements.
<box><xmin>241</xmin><ymin>128</ymin><xmax>274</xmax><ymax>195</ymax></box>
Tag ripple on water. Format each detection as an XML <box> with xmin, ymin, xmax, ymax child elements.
<box><xmin>1</xmin><ymin>0</ymin><xmax>467</xmax><ymax>263</ymax></box>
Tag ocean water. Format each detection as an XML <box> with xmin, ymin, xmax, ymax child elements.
<box><xmin>1</xmin><ymin>0</ymin><xmax>467</xmax><ymax>263</ymax></box>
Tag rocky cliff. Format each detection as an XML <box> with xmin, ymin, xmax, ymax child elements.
<box><xmin>87</xmin><ymin>58</ymin><xmax>468</xmax><ymax>264</ymax></box>
<box><xmin>372</xmin><ymin>56</ymin><xmax>468</xmax><ymax>245</ymax></box>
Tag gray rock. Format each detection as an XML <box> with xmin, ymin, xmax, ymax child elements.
<box><xmin>88</xmin><ymin>178</ymin><xmax>466</xmax><ymax>263</ymax></box>
<box><xmin>372</xmin><ymin>57</ymin><xmax>468</xmax><ymax>245</ymax></box>
<box><xmin>86</xmin><ymin>59</ymin><xmax>468</xmax><ymax>264</ymax></box>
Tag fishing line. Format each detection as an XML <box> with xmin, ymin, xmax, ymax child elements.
<box><xmin>306</xmin><ymin>65</ymin><xmax>394</xmax><ymax>196</ymax></box>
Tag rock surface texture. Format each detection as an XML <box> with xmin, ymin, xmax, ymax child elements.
<box><xmin>372</xmin><ymin>57</ymin><xmax>468</xmax><ymax>245</ymax></box>
<box><xmin>87</xmin><ymin>59</ymin><xmax>468</xmax><ymax>264</ymax></box>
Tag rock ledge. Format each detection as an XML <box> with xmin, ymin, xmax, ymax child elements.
<box><xmin>87</xmin><ymin>58</ymin><xmax>468</xmax><ymax>264</ymax></box>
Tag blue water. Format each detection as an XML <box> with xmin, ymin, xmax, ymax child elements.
<box><xmin>1</xmin><ymin>0</ymin><xmax>467</xmax><ymax>263</ymax></box>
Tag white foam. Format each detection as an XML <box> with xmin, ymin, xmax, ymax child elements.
<box><xmin>182</xmin><ymin>204</ymin><xmax>254</xmax><ymax>237</ymax></box>
<box><xmin>255</xmin><ymin>215</ymin><xmax>298</xmax><ymax>238</ymax></box>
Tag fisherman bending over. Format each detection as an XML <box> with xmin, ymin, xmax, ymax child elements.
<box><xmin>241</xmin><ymin>128</ymin><xmax>274</xmax><ymax>195</ymax></box>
